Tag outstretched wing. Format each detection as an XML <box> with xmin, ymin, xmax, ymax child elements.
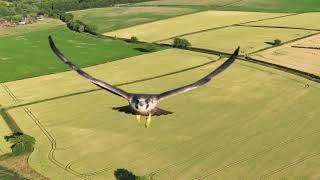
<box><xmin>157</xmin><ymin>47</ymin><xmax>239</xmax><ymax>101</ymax></box>
<box><xmin>49</xmin><ymin>36</ymin><xmax>131</xmax><ymax>99</ymax></box>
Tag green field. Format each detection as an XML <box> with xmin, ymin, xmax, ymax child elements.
<box><xmin>105</xmin><ymin>11</ymin><xmax>288</xmax><ymax>42</ymax></box>
<box><xmin>71</xmin><ymin>6</ymin><xmax>197</xmax><ymax>33</ymax></box>
<box><xmin>217</xmin><ymin>0</ymin><xmax>320</xmax><ymax>13</ymax></box>
<box><xmin>161</xmin><ymin>26</ymin><xmax>317</xmax><ymax>54</ymax></box>
<box><xmin>2</xmin><ymin>49</ymin><xmax>319</xmax><ymax>179</ymax></box>
<box><xmin>244</xmin><ymin>12</ymin><xmax>320</xmax><ymax>30</ymax></box>
<box><xmin>137</xmin><ymin>0</ymin><xmax>239</xmax><ymax>6</ymax></box>
<box><xmin>0</xmin><ymin>25</ymin><xmax>160</xmax><ymax>83</ymax></box>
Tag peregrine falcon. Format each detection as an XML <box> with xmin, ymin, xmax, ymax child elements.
<box><xmin>49</xmin><ymin>36</ymin><xmax>239</xmax><ymax>128</ymax></box>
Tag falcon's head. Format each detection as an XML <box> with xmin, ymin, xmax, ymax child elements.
<box><xmin>130</xmin><ymin>96</ymin><xmax>157</xmax><ymax>113</ymax></box>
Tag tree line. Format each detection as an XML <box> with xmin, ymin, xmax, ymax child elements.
<box><xmin>0</xmin><ymin>0</ymin><xmax>153</xmax><ymax>18</ymax></box>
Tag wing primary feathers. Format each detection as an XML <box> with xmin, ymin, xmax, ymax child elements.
<box><xmin>157</xmin><ymin>47</ymin><xmax>240</xmax><ymax>101</ymax></box>
<box><xmin>48</xmin><ymin>36</ymin><xmax>130</xmax><ymax>99</ymax></box>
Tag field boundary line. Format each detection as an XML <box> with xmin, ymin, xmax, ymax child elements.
<box><xmin>193</xmin><ymin>129</ymin><xmax>320</xmax><ymax>180</ymax></box>
<box><xmin>155</xmin><ymin>42</ymin><xmax>320</xmax><ymax>84</ymax></box>
<box><xmin>249</xmin><ymin>32</ymin><xmax>320</xmax><ymax>54</ymax></box>
<box><xmin>22</xmin><ymin>107</ymin><xmax>88</xmax><ymax>180</ymax></box>
<box><xmin>153</xmin><ymin>13</ymin><xmax>302</xmax><ymax>43</ymax></box>
<box><xmin>235</xmin><ymin>24</ymin><xmax>320</xmax><ymax>31</ymax></box>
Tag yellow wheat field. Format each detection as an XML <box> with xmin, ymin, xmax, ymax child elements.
<box><xmin>245</xmin><ymin>12</ymin><xmax>320</xmax><ymax>30</ymax></box>
<box><xmin>5</xmin><ymin>49</ymin><xmax>320</xmax><ymax>179</ymax></box>
<box><xmin>161</xmin><ymin>26</ymin><xmax>317</xmax><ymax>54</ymax></box>
<box><xmin>253</xmin><ymin>33</ymin><xmax>320</xmax><ymax>76</ymax></box>
<box><xmin>104</xmin><ymin>11</ymin><xmax>288</xmax><ymax>42</ymax></box>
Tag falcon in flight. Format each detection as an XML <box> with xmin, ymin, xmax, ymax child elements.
<box><xmin>49</xmin><ymin>36</ymin><xmax>239</xmax><ymax>128</ymax></box>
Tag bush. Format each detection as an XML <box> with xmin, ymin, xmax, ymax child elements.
<box><xmin>78</xmin><ymin>24</ymin><xmax>85</xmax><ymax>33</ymax></box>
<box><xmin>60</xmin><ymin>13</ymin><xmax>74</xmax><ymax>23</ymax></box>
<box><xmin>173</xmin><ymin>37</ymin><xmax>191</xmax><ymax>49</ymax></box>
<box><xmin>274</xmin><ymin>39</ymin><xmax>282</xmax><ymax>46</ymax></box>
<box><xmin>130</xmin><ymin>36</ymin><xmax>139</xmax><ymax>43</ymax></box>
<box><xmin>144</xmin><ymin>44</ymin><xmax>157</xmax><ymax>52</ymax></box>
<box><xmin>84</xmin><ymin>24</ymin><xmax>97</xmax><ymax>34</ymax></box>
<box><xmin>5</xmin><ymin>132</ymin><xmax>35</xmax><ymax>156</ymax></box>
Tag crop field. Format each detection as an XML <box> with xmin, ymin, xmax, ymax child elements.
<box><xmin>0</xmin><ymin>18</ymin><xmax>64</xmax><ymax>37</ymax></box>
<box><xmin>160</xmin><ymin>26</ymin><xmax>318</xmax><ymax>54</ymax></box>
<box><xmin>253</xmin><ymin>33</ymin><xmax>320</xmax><ymax>76</ymax></box>
<box><xmin>104</xmin><ymin>11</ymin><xmax>288</xmax><ymax>42</ymax></box>
<box><xmin>1</xmin><ymin>49</ymin><xmax>319</xmax><ymax>179</ymax></box>
<box><xmin>243</xmin><ymin>12</ymin><xmax>320</xmax><ymax>30</ymax></box>
<box><xmin>71</xmin><ymin>6</ymin><xmax>197</xmax><ymax>33</ymax></box>
<box><xmin>0</xmin><ymin>25</ymin><xmax>158</xmax><ymax>83</ymax></box>
<box><xmin>137</xmin><ymin>0</ymin><xmax>239</xmax><ymax>6</ymax></box>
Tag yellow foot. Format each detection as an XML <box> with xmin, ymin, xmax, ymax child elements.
<box><xmin>136</xmin><ymin>115</ymin><xmax>141</xmax><ymax>124</ymax></box>
<box><xmin>145</xmin><ymin>114</ymin><xmax>152</xmax><ymax>128</ymax></box>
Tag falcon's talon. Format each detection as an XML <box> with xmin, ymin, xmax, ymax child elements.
<box><xmin>136</xmin><ymin>115</ymin><xmax>141</xmax><ymax>124</ymax></box>
<box><xmin>145</xmin><ymin>114</ymin><xmax>152</xmax><ymax>128</ymax></box>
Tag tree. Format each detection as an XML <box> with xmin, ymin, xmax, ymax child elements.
<box><xmin>173</xmin><ymin>37</ymin><xmax>191</xmax><ymax>49</ymax></box>
<box><xmin>5</xmin><ymin>132</ymin><xmax>35</xmax><ymax>156</ymax></box>
<box><xmin>129</xmin><ymin>36</ymin><xmax>139</xmax><ymax>43</ymax></box>
<box><xmin>274</xmin><ymin>39</ymin><xmax>282</xmax><ymax>46</ymax></box>
<box><xmin>84</xmin><ymin>24</ymin><xmax>97</xmax><ymax>33</ymax></box>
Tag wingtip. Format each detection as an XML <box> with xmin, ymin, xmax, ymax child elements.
<box><xmin>234</xmin><ymin>46</ymin><xmax>240</xmax><ymax>56</ymax></box>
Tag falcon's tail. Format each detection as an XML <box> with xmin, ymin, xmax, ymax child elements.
<box><xmin>152</xmin><ymin>108</ymin><xmax>173</xmax><ymax>116</ymax></box>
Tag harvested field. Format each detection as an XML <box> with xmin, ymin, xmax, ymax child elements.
<box><xmin>161</xmin><ymin>26</ymin><xmax>317</xmax><ymax>54</ymax></box>
<box><xmin>104</xmin><ymin>11</ymin><xmax>288</xmax><ymax>42</ymax></box>
<box><xmin>245</xmin><ymin>12</ymin><xmax>320</xmax><ymax>30</ymax></box>
<box><xmin>253</xmin><ymin>33</ymin><xmax>320</xmax><ymax>76</ymax></box>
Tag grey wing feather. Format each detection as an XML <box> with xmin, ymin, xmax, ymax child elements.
<box><xmin>157</xmin><ymin>47</ymin><xmax>239</xmax><ymax>101</ymax></box>
<box><xmin>48</xmin><ymin>36</ymin><xmax>130</xmax><ymax>99</ymax></box>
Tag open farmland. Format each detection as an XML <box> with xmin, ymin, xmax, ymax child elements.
<box><xmin>104</xmin><ymin>11</ymin><xmax>289</xmax><ymax>42</ymax></box>
<box><xmin>253</xmin><ymin>33</ymin><xmax>320</xmax><ymax>76</ymax></box>
<box><xmin>71</xmin><ymin>6</ymin><xmax>197</xmax><ymax>33</ymax></box>
<box><xmin>244</xmin><ymin>12</ymin><xmax>320</xmax><ymax>30</ymax></box>
<box><xmin>1</xmin><ymin>49</ymin><xmax>320</xmax><ymax>179</ymax></box>
<box><xmin>137</xmin><ymin>0</ymin><xmax>240</xmax><ymax>6</ymax></box>
<box><xmin>160</xmin><ymin>26</ymin><xmax>318</xmax><ymax>54</ymax></box>
<box><xmin>0</xmin><ymin>25</ymin><xmax>159</xmax><ymax>83</ymax></box>
<box><xmin>0</xmin><ymin>18</ymin><xmax>64</xmax><ymax>37</ymax></box>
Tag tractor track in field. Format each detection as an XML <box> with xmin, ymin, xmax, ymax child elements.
<box><xmin>23</xmin><ymin>107</ymin><xmax>88</xmax><ymax>180</ymax></box>
<box><xmin>193</xmin><ymin>129</ymin><xmax>320</xmax><ymax>180</ymax></box>
<box><xmin>148</xmin><ymin>90</ymin><xmax>315</xmax><ymax>179</ymax></box>
<box><xmin>0</xmin><ymin>82</ymin><xmax>87</xmax><ymax>179</ymax></box>
<box><xmin>259</xmin><ymin>151</ymin><xmax>320</xmax><ymax>179</ymax></box>
<box><xmin>72</xmin><ymin>103</ymin><xmax>261</xmax><ymax>177</ymax></box>
<box><xmin>148</xmin><ymin>115</ymin><xmax>304</xmax><ymax>178</ymax></box>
